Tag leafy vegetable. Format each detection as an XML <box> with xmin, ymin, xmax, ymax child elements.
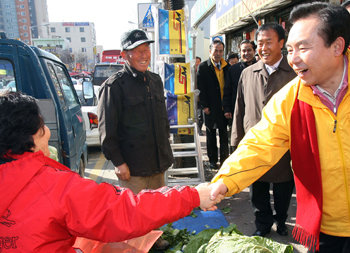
<box><xmin>183</xmin><ymin>229</ymin><xmax>218</xmax><ymax>253</ymax></box>
<box><xmin>190</xmin><ymin>211</ymin><xmax>198</xmax><ymax>218</ymax></box>
<box><xmin>221</xmin><ymin>206</ymin><xmax>232</xmax><ymax>214</ymax></box>
<box><xmin>150</xmin><ymin>223</ymin><xmax>293</xmax><ymax>253</ymax></box>
<box><xmin>149</xmin><ymin>223</ymin><xmax>192</xmax><ymax>253</ymax></box>
<box><xmin>205</xmin><ymin>232</ymin><xmax>293</xmax><ymax>253</ymax></box>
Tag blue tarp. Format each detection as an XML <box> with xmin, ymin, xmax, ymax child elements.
<box><xmin>172</xmin><ymin>209</ymin><xmax>229</xmax><ymax>234</ymax></box>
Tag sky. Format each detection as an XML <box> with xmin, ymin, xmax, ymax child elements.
<box><xmin>47</xmin><ymin>0</ymin><xmax>150</xmax><ymax>50</ymax></box>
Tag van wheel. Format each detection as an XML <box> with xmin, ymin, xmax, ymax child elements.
<box><xmin>79</xmin><ymin>158</ymin><xmax>85</xmax><ymax>178</ymax></box>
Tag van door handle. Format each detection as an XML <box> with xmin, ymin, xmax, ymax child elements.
<box><xmin>72</xmin><ymin>126</ymin><xmax>76</xmax><ymax>137</ymax></box>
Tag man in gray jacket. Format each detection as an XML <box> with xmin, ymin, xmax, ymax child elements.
<box><xmin>231</xmin><ymin>23</ymin><xmax>296</xmax><ymax>237</ymax></box>
<box><xmin>98</xmin><ymin>29</ymin><xmax>173</xmax><ymax>195</ymax></box>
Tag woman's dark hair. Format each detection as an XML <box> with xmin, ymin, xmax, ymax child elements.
<box><xmin>289</xmin><ymin>2</ymin><xmax>350</xmax><ymax>54</ymax></box>
<box><xmin>0</xmin><ymin>91</ymin><xmax>44</xmax><ymax>163</ymax></box>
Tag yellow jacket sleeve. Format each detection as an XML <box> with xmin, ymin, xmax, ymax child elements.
<box><xmin>211</xmin><ymin>79</ymin><xmax>299</xmax><ymax>196</ymax></box>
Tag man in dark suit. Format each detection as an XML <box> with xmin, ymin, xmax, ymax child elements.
<box><xmin>223</xmin><ymin>40</ymin><xmax>256</xmax><ymax>153</ymax></box>
<box><xmin>197</xmin><ymin>39</ymin><xmax>229</xmax><ymax>169</ymax></box>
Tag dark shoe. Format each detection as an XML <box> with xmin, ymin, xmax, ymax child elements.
<box><xmin>152</xmin><ymin>237</ymin><xmax>170</xmax><ymax>251</ymax></box>
<box><xmin>277</xmin><ymin>224</ymin><xmax>288</xmax><ymax>236</ymax></box>
<box><xmin>209</xmin><ymin>162</ymin><xmax>218</xmax><ymax>169</ymax></box>
<box><xmin>253</xmin><ymin>229</ymin><xmax>270</xmax><ymax>237</ymax></box>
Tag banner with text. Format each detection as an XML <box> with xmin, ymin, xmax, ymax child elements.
<box><xmin>159</xmin><ymin>8</ymin><xmax>186</xmax><ymax>55</ymax></box>
<box><xmin>164</xmin><ymin>62</ymin><xmax>191</xmax><ymax>95</ymax></box>
<box><xmin>167</xmin><ymin>92</ymin><xmax>194</xmax><ymax>134</ymax></box>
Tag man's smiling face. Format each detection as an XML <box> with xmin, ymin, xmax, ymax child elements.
<box><xmin>122</xmin><ymin>43</ymin><xmax>151</xmax><ymax>73</ymax></box>
<box><xmin>286</xmin><ymin>16</ymin><xmax>339</xmax><ymax>87</ymax></box>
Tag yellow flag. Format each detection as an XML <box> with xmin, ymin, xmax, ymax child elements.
<box><xmin>174</xmin><ymin>63</ymin><xmax>191</xmax><ymax>95</ymax></box>
<box><xmin>169</xmin><ymin>9</ymin><xmax>186</xmax><ymax>55</ymax></box>
<box><xmin>177</xmin><ymin>92</ymin><xmax>194</xmax><ymax>135</ymax></box>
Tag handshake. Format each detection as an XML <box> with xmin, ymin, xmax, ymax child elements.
<box><xmin>195</xmin><ymin>182</ymin><xmax>229</xmax><ymax>211</ymax></box>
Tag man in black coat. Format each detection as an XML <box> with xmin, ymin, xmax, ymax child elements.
<box><xmin>197</xmin><ymin>39</ymin><xmax>229</xmax><ymax>169</ymax></box>
<box><xmin>223</xmin><ymin>40</ymin><xmax>256</xmax><ymax>121</ymax></box>
<box><xmin>223</xmin><ymin>40</ymin><xmax>256</xmax><ymax>152</ymax></box>
<box><xmin>98</xmin><ymin>29</ymin><xmax>173</xmax><ymax>195</ymax></box>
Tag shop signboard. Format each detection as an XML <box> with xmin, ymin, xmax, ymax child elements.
<box><xmin>216</xmin><ymin>0</ymin><xmax>275</xmax><ymax>32</ymax></box>
<box><xmin>216</xmin><ymin>0</ymin><xmax>234</xmax><ymax>19</ymax></box>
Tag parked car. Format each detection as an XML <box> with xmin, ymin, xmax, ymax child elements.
<box><xmin>73</xmin><ymin>82</ymin><xmax>100</xmax><ymax>147</ymax></box>
<box><xmin>92</xmin><ymin>63</ymin><xmax>123</xmax><ymax>86</ymax></box>
<box><xmin>0</xmin><ymin>33</ymin><xmax>87</xmax><ymax>176</ymax></box>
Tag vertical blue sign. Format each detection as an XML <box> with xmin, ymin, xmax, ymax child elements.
<box><xmin>159</xmin><ymin>9</ymin><xmax>170</xmax><ymax>54</ymax></box>
<box><xmin>142</xmin><ymin>5</ymin><xmax>154</xmax><ymax>28</ymax></box>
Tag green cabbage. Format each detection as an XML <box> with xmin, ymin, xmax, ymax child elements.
<box><xmin>205</xmin><ymin>231</ymin><xmax>293</xmax><ymax>253</ymax></box>
<box><xmin>155</xmin><ymin>224</ymin><xmax>293</xmax><ymax>253</ymax></box>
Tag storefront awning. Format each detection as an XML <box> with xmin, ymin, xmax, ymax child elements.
<box><xmin>216</xmin><ymin>0</ymin><xmax>292</xmax><ymax>34</ymax></box>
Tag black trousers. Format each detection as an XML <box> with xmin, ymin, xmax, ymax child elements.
<box><xmin>313</xmin><ymin>233</ymin><xmax>350</xmax><ymax>253</ymax></box>
<box><xmin>250</xmin><ymin>180</ymin><xmax>294</xmax><ymax>231</ymax></box>
<box><xmin>205</xmin><ymin>126</ymin><xmax>229</xmax><ymax>165</ymax></box>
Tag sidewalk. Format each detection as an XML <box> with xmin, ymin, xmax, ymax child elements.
<box><xmin>198</xmin><ymin>128</ymin><xmax>308</xmax><ymax>253</ymax></box>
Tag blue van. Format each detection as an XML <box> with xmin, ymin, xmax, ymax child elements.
<box><xmin>0</xmin><ymin>33</ymin><xmax>87</xmax><ymax>176</ymax></box>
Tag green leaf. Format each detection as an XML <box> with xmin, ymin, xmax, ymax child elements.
<box><xmin>221</xmin><ymin>206</ymin><xmax>232</xmax><ymax>214</ymax></box>
<box><xmin>190</xmin><ymin>211</ymin><xmax>198</xmax><ymax>218</ymax></box>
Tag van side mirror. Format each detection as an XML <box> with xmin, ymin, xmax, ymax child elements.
<box><xmin>82</xmin><ymin>80</ymin><xmax>94</xmax><ymax>100</ymax></box>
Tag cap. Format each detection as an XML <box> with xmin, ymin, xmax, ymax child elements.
<box><xmin>121</xmin><ymin>29</ymin><xmax>154</xmax><ymax>50</ymax></box>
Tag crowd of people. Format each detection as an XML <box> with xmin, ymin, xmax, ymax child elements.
<box><xmin>195</xmin><ymin>1</ymin><xmax>350</xmax><ymax>252</ymax></box>
<box><xmin>1</xmin><ymin>1</ymin><xmax>350</xmax><ymax>253</ymax></box>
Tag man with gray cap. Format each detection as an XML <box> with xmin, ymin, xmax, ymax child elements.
<box><xmin>98</xmin><ymin>29</ymin><xmax>173</xmax><ymax>198</ymax></box>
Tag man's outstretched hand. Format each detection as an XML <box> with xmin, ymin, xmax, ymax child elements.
<box><xmin>195</xmin><ymin>183</ymin><xmax>225</xmax><ymax>211</ymax></box>
<box><xmin>209</xmin><ymin>181</ymin><xmax>228</xmax><ymax>204</ymax></box>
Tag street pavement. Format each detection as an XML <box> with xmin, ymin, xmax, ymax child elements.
<box><xmin>84</xmin><ymin>129</ymin><xmax>308</xmax><ymax>253</ymax></box>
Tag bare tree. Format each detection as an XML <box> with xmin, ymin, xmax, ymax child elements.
<box><xmin>75</xmin><ymin>53</ymin><xmax>88</xmax><ymax>71</ymax></box>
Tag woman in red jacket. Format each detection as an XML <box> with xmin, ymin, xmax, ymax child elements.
<box><xmin>0</xmin><ymin>91</ymin><xmax>220</xmax><ymax>252</ymax></box>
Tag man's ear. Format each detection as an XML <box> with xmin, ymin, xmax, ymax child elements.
<box><xmin>332</xmin><ymin>37</ymin><xmax>345</xmax><ymax>56</ymax></box>
<box><xmin>121</xmin><ymin>50</ymin><xmax>127</xmax><ymax>60</ymax></box>
<box><xmin>279</xmin><ymin>39</ymin><xmax>285</xmax><ymax>50</ymax></box>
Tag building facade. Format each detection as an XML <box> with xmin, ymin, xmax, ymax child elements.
<box><xmin>0</xmin><ymin>0</ymin><xmax>49</xmax><ymax>44</ymax></box>
<box><xmin>0</xmin><ymin>0</ymin><xmax>20</xmax><ymax>40</ymax></box>
<box><xmin>191</xmin><ymin>0</ymin><xmax>345</xmax><ymax>58</ymax></box>
<box><xmin>48</xmin><ymin>22</ymin><xmax>96</xmax><ymax>71</ymax></box>
<box><xmin>31</xmin><ymin>0</ymin><xmax>49</xmax><ymax>38</ymax></box>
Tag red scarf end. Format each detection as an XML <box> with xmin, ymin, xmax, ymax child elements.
<box><xmin>293</xmin><ymin>226</ymin><xmax>319</xmax><ymax>252</ymax></box>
